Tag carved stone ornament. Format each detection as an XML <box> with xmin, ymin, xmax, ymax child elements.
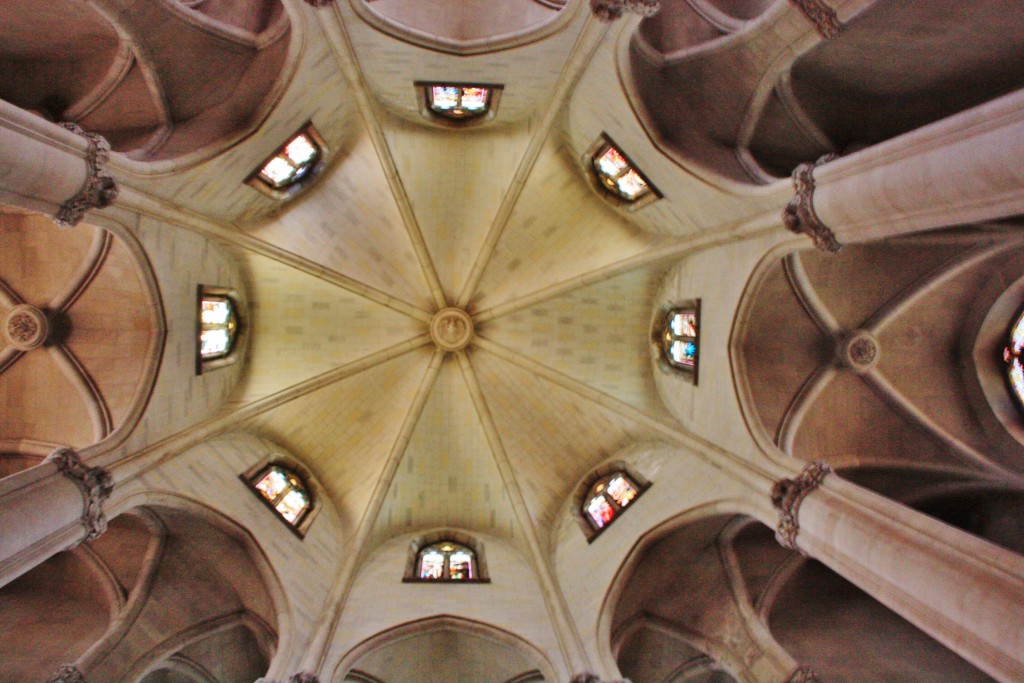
<box><xmin>788</xmin><ymin>0</ymin><xmax>842</xmax><ymax>39</ymax></box>
<box><xmin>303</xmin><ymin>0</ymin><xmax>333</xmax><ymax>6</ymax></box>
<box><xmin>787</xmin><ymin>666</ymin><xmax>821</xmax><ymax>682</ymax></box>
<box><xmin>770</xmin><ymin>461</ymin><xmax>832</xmax><ymax>551</ymax></box>
<box><xmin>54</xmin><ymin>122</ymin><xmax>119</xmax><ymax>229</ymax></box>
<box><xmin>3</xmin><ymin>304</ymin><xmax>49</xmax><ymax>351</ymax></box>
<box><xmin>430</xmin><ymin>307</ymin><xmax>474</xmax><ymax>352</ymax></box>
<box><xmin>782</xmin><ymin>153</ymin><xmax>842</xmax><ymax>254</ymax></box>
<box><xmin>570</xmin><ymin>674</ymin><xmax>633</xmax><ymax>683</ymax></box>
<box><xmin>289</xmin><ymin>674</ymin><xmax>320</xmax><ymax>683</ymax></box>
<box><xmin>590</xmin><ymin>0</ymin><xmax>661</xmax><ymax>22</ymax></box>
<box><xmin>47</xmin><ymin>664</ymin><xmax>88</xmax><ymax>683</ymax></box>
<box><xmin>840</xmin><ymin>330</ymin><xmax>879</xmax><ymax>372</ymax></box>
<box><xmin>46</xmin><ymin>447</ymin><xmax>114</xmax><ymax>543</ymax></box>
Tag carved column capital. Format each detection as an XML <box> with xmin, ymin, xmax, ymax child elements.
<box><xmin>771</xmin><ymin>461</ymin><xmax>832</xmax><ymax>551</ymax></box>
<box><xmin>787</xmin><ymin>665</ymin><xmax>821</xmax><ymax>682</ymax></box>
<box><xmin>590</xmin><ymin>0</ymin><xmax>660</xmax><ymax>22</ymax></box>
<box><xmin>54</xmin><ymin>122</ymin><xmax>118</xmax><ymax>229</ymax></box>
<box><xmin>47</xmin><ymin>664</ymin><xmax>88</xmax><ymax>683</ymax></box>
<box><xmin>788</xmin><ymin>0</ymin><xmax>842</xmax><ymax>38</ymax></box>
<box><xmin>46</xmin><ymin>447</ymin><xmax>114</xmax><ymax>543</ymax></box>
<box><xmin>782</xmin><ymin>153</ymin><xmax>842</xmax><ymax>253</ymax></box>
<box><xmin>290</xmin><ymin>674</ymin><xmax>320</xmax><ymax>683</ymax></box>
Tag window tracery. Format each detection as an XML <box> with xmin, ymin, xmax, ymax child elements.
<box><xmin>1002</xmin><ymin>305</ymin><xmax>1024</xmax><ymax>408</ymax></box>
<box><xmin>589</xmin><ymin>135</ymin><xmax>659</xmax><ymax>206</ymax></box>
<box><xmin>416</xmin><ymin>83</ymin><xmax>503</xmax><ymax>126</ymax></box>
<box><xmin>655</xmin><ymin>301</ymin><xmax>700</xmax><ymax>383</ymax></box>
<box><xmin>583</xmin><ymin>472</ymin><xmax>642</xmax><ymax>532</ymax></box>
<box><xmin>251</xmin><ymin>464</ymin><xmax>312</xmax><ymax>529</ymax></box>
<box><xmin>247</xmin><ymin>122</ymin><xmax>325</xmax><ymax>198</ymax></box>
<box><xmin>415</xmin><ymin>541</ymin><xmax>477</xmax><ymax>581</ymax></box>
<box><xmin>197</xmin><ymin>286</ymin><xmax>241</xmax><ymax>373</ymax></box>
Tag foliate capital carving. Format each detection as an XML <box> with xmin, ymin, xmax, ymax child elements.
<box><xmin>787</xmin><ymin>666</ymin><xmax>821</xmax><ymax>682</ymax></box>
<box><xmin>590</xmin><ymin>0</ymin><xmax>660</xmax><ymax>22</ymax></box>
<box><xmin>771</xmin><ymin>461</ymin><xmax>832</xmax><ymax>551</ymax></box>
<box><xmin>789</xmin><ymin>0</ymin><xmax>841</xmax><ymax>38</ymax></box>
<box><xmin>54</xmin><ymin>122</ymin><xmax>119</xmax><ymax>229</ymax></box>
<box><xmin>47</xmin><ymin>664</ymin><xmax>88</xmax><ymax>683</ymax></box>
<box><xmin>289</xmin><ymin>674</ymin><xmax>320</xmax><ymax>683</ymax></box>
<box><xmin>46</xmin><ymin>447</ymin><xmax>114</xmax><ymax>542</ymax></box>
<box><xmin>782</xmin><ymin>153</ymin><xmax>842</xmax><ymax>253</ymax></box>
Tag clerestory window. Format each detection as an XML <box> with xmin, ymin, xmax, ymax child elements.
<box><xmin>590</xmin><ymin>134</ymin><xmax>659</xmax><ymax>206</ymax></box>
<box><xmin>251</xmin><ymin>464</ymin><xmax>312</xmax><ymax>529</ymax></box>
<box><xmin>415</xmin><ymin>541</ymin><xmax>478</xmax><ymax>581</ymax></box>
<box><xmin>584</xmin><ymin>472</ymin><xmax>642</xmax><ymax>532</ymax></box>
<box><xmin>197</xmin><ymin>286</ymin><xmax>240</xmax><ymax>374</ymax></box>
<box><xmin>247</xmin><ymin>122</ymin><xmax>325</xmax><ymax>198</ymax></box>
<box><xmin>655</xmin><ymin>301</ymin><xmax>700</xmax><ymax>384</ymax></box>
<box><xmin>1003</xmin><ymin>306</ymin><xmax>1024</xmax><ymax>408</ymax></box>
<box><xmin>416</xmin><ymin>82</ymin><xmax>503</xmax><ymax>126</ymax></box>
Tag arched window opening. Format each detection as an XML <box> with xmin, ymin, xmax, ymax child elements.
<box><xmin>247</xmin><ymin>122</ymin><xmax>326</xmax><ymax>198</ymax></box>
<box><xmin>416</xmin><ymin>82</ymin><xmax>503</xmax><ymax>126</ymax></box>
<box><xmin>589</xmin><ymin>134</ymin><xmax>660</xmax><ymax>207</ymax></box>
<box><xmin>250</xmin><ymin>464</ymin><xmax>311</xmax><ymax>530</ymax></box>
<box><xmin>584</xmin><ymin>472</ymin><xmax>644</xmax><ymax>533</ymax></box>
<box><xmin>1002</xmin><ymin>305</ymin><xmax>1024</xmax><ymax>409</ymax></box>
<box><xmin>415</xmin><ymin>541</ymin><xmax>477</xmax><ymax>581</ymax></box>
<box><xmin>197</xmin><ymin>286</ymin><xmax>241</xmax><ymax>374</ymax></box>
<box><xmin>655</xmin><ymin>301</ymin><xmax>700</xmax><ymax>383</ymax></box>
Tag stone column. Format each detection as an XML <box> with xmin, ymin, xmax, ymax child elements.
<box><xmin>784</xmin><ymin>87</ymin><xmax>1024</xmax><ymax>251</ymax></box>
<box><xmin>0</xmin><ymin>100</ymin><xmax>118</xmax><ymax>227</ymax></box>
<box><xmin>771</xmin><ymin>463</ymin><xmax>1024</xmax><ymax>682</ymax></box>
<box><xmin>0</xmin><ymin>448</ymin><xmax>113</xmax><ymax>587</ymax></box>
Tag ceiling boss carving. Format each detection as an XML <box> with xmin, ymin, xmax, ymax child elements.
<box><xmin>429</xmin><ymin>307</ymin><xmax>474</xmax><ymax>352</ymax></box>
<box><xmin>3</xmin><ymin>304</ymin><xmax>48</xmax><ymax>351</ymax></box>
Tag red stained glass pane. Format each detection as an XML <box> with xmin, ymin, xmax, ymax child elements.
<box><xmin>587</xmin><ymin>494</ymin><xmax>616</xmax><ymax>529</ymax></box>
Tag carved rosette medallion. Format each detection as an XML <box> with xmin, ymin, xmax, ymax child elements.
<box><xmin>839</xmin><ymin>330</ymin><xmax>879</xmax><ymax>372</ymax></box>
<box><xmin>3</xmin><ymin>304</ymin><xmax>49</xmax><ymax>351</ymax></box>
<box><xmin>46</xmin><ymin>447</ymin><xmax>114</xmax><ymax>543</ymax></box>
<box><xmin>47</xmin><ymin>664</ymin><xmax>88</xmax><ymax>683</ymax></box>
<box><xmin>590</xmin><ymin>0</ymin><xmax>661</xmax><ymax>22</ymax></box>
<box><xmin>782</xmin><ymin>153</ymin><xmax>842</xmax><ymax>253</ymax></box>
<box><xmin>770</xmin><ymin>461</ymin><xmax>832</xmax><ymax>551</ymax></box>
<box><xmin>789</xmin><ymin>0</ymin><xmax>842</xmax><ymax>38</ymax></box>
<box><xmin>54</xmin><ymin>122</ymin><xmax>119</xmax><ymax>229</ymax></box>
<box><xmin>430</xmin><ymin>308</ymin><xmax>474</xmax><ymax>352</ymax></box>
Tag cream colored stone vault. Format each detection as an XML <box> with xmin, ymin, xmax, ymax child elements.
<box><xmin>4</xmin><ymin>0</ymin><xmax>1024</xmax><ymax>681</ymax></box>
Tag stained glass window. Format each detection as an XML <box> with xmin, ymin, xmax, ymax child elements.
<box><xmin>415</xmin><ymin>541</ymin><xmax>476</xmax><ymax>581</ymax></box>
<box><xmin>663</xmin><ymin>306</ymin><xmax>699</xmax><ymax>373</ymax></box>
<box><xmin>252</xmin><ymin>465</ymin><xmax>311</xmax><ymax>527</ymax></box>
<box><xmin>584</xmin><ymin>472</ymin><xmax>641</xmax><ymax>532</ymax></box>
<box><xmin>250</xmin><ymin>123</ymin><xmax>324</xmax><ymax>194</ymax></box>
<box><xmin>1003</xmin><ymin>306</ymin><xmax>1024</xmax><ymax>408</ymax></box>
<box><xmin>426</xmin><ymin>85</ymin><xmax>492</xmax><ymax>120</ymax></box>
<box><xmin>199</xmin><ymin>294</ymin><xmax>237</xmax><ymax>361</ymax></box>
<box><xmin>592</xmin><ymin>139</ymin><xmax>655</xmax><ymax>203</ymax></box>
